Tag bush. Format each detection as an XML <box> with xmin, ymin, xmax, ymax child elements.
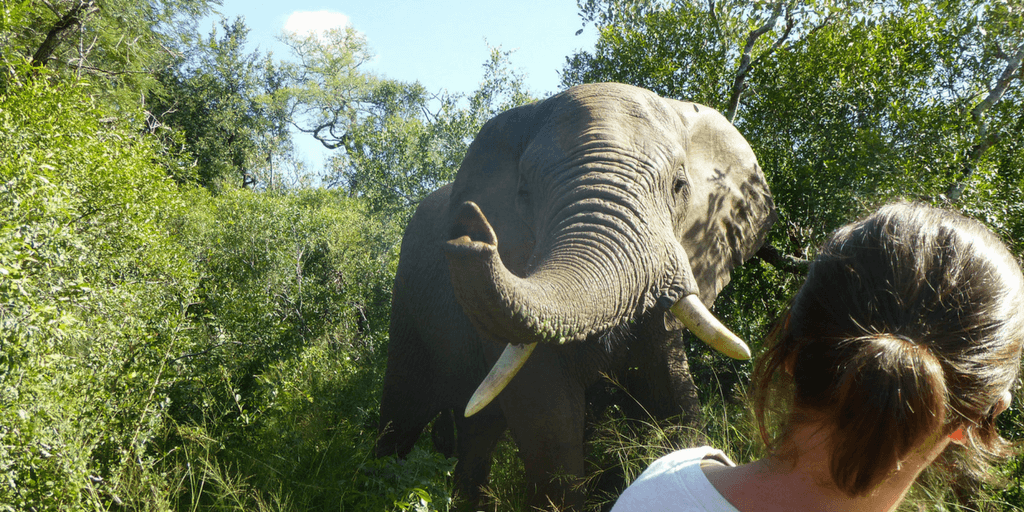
<box><xmin>0</xmin><ymin>72</ymin><xmax>194</xmax><ymax>510</ymax></box>
<box><xmin>0</xmin><ymin>71</ymin><xmax>440</xmax><ymax>510</ymax></box>
<box><xmin>164</xmin><ymin>187</ymin><xmax>452</xmax><ymax>511</ymax></box>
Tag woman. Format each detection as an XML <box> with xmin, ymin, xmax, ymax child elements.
<box><xmin>612</xmin><ymin>202</ymin><xmax>1024</xmax><ymax>512</ymax></box>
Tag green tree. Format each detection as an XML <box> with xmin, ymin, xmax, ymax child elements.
<box><xmin>0</xmin><ymin>0</ymin><xmax>216</xmax><ymax>103</ymax></box>
<box><xmin>149</xmin><ymin>17</ymin><xmax>293</xmax><ymax>189</ymax></box>
<box><xmin>272</xmin><ymin>26</ymin><xmax>381</xmax><ymax>151</ymax></box>
<box><xmin>274</xmin><ymin>29</ymin><xmax>534</xmax><ymax>220</ymax></box>
<box><xmin>335</xmin><ymin>47</ymin><xmax>534</xmax><ymax>218</ymax></box>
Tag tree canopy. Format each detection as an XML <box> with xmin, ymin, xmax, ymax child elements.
<box><xmin>271</xmin><ymin>30</ymin><xmax>534</xmax><ymax>219</ymax></box>
<box><xmin>149</xmin><ymin>17</ymin><xmax>292</xmax><ymax>188</ymax></box>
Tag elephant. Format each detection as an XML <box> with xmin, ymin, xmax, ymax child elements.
<box><xmin>375</xmin><ymin>83</ymin><xmax>776</xmax><ymax>510</ymax></box>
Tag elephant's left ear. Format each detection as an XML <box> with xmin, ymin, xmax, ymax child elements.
<box><xmin>671</xmin><ymin>100</ymin><xmax>778</xmax><ymax>306</ymax></box>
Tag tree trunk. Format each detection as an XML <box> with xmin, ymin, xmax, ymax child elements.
<box><xmin>32</xmin><ymin>1</ymin><xmax>98</xmax><ymax>68</ymax></box>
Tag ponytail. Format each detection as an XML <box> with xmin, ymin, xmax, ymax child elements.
<box><xmin>824</xmin><ymin>333</ymin><xmax>947</xmax><ymax>496</ymax></box>
<box><xmin>752</xmin><ymin>202</ymin><xmax>1024</xmax><ymax>498</ymax></box>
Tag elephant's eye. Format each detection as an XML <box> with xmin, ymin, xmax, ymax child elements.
<box><xmin>672</xmin><ymin>164</ymin><xmax>688</xmax><ymax>199</ymax></box>
<box><xmin>516</xmin><ymin>178</ymin><xmax>533</xmax><ymax>225</ymax></box>
<box><xmin>673</xmin><ymin>177</ymin><xmax>685</xmax><ymax>195</ymax></box>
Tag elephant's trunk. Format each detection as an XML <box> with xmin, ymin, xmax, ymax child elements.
<box><xmin>444</xmin><ymin>200</ymin><xmax>670</xmax><ymax>346</ymax></box>
<box><xmin>444</xmin><ymin>201</ymin><xmax>751</xmax><ymax>417</ymax></box>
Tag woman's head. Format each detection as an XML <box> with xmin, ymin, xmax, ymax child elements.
<box><xmin>753</xmin><ymin>202</ymin><xmax>1024</xmax><ymax>496</ymax></box>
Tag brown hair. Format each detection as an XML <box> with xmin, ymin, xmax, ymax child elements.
<box><xmin>752</xmin><ymin>202</ymin><xmax>1024</xmax><ymax>496</ymax></box>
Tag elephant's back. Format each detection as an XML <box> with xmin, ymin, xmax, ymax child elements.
<box><xmin>392</xmin><ymin>183</ymin><xmax>451</xmax><ymax>304</ymax></box>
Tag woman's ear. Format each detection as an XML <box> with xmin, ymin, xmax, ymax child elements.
<box><xmin>948</xmin><ymin>428</ymin><xmax>966</xmax><ymax>445</ymax></box>
<box><xmin>949</xmin><ymin>390</ymin><xmax>1014</xmax><ymax>445</ymax></box>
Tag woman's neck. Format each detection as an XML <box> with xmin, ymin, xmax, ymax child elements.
<box><xmin>703</xmin><ymin>424</ymin><xmax>952</xmax><ymax>512</ymax></box>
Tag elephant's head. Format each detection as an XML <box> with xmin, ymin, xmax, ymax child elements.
<box><xmin>442</xmin><ymin>83</ymin><xmax>776</xmax><ymax>415</ymax></box>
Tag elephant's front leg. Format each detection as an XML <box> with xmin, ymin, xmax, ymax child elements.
<box><xmin>624</xmin><ymin>317</ymin><xmax>703</xmax><ymax>426</ymax></box>
<box><xmin>498</xmin><ymin>343</ymin><xmax>587</xmax><ymax>511</ymax></box>
<box><xmin>452</xmin><ymin>409</ymin><xmax>507</xmax><ymax>510</ymax></box>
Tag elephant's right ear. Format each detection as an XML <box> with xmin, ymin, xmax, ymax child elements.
<box><xmin>669</xmin><ymin>100</ymin><xmax>777</xmax><ymax>306</ymax></box>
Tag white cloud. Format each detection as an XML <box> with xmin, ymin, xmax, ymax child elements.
<box><xmin>283</xmin><ymin>10</ymin><xmax>352</xmax><ymax>36</ymax></box>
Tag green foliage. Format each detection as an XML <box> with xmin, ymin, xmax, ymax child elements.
<box><xmin>272</xmin><ymin>26</ymin><xmax>381</xmax><ymax>152</ymax></box>
<box><xmin>0</xmin><ymin>62</ymin><xmax>445</xmax><ymax>510</ymax></box>
<box><xmin>0</xmin><ymin>70</ymin><xmax>195</xmax><ymax>511</ymax></box>
<box><xmin>564</xmin><ymin>1</ymin><xmax>730</xmax><ymax>107</ymax></box>
<box><xmin>743</xmin><ymin>5</ymin><xmax>1023</xmax><ymax>250</ymax></box>
<box><xmin>273</xmin><ymin>36</ymin><xmax>535</xmax><ymax>223</ymax></box>
<box><xmin>170</xmin><ymin>187</ymin><xmax>392</xmax><ymax>407</ymax></box>
<box><xmin>335</xmin><ymin>46</ymin><xmax>534</xmax><ymax>222</ymax></box>
<box><xmin>150</xmin><ymin>17</ymin><xmax>293</xmax><ymax>189</ymax></box>
<box><xmin>0</xmin><ymin>0</ymin><xmax>217</xmax><ymax>106</ymax></box>
<box><xmin>159</xmin><ymin>185</ymin><xmax>453</xmax><ymax>511</ymax></box>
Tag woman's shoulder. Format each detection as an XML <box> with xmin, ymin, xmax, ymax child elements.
<box><xmin>610</xmin><ymin>446</ymin><xmax>740</xmax><ymax>512</ymax></box>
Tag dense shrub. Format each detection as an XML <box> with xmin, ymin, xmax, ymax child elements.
<box><xmin>164</xmin><ymin>187</ymin><xmax>441</xmax><ymax>511</ymax></box>
<box><xmin>0</xmin><ymin>73</ymin><xmax>194</xmax><ymax>510</ymax></box>
<box><xmin>0</xmin><ymin>71</ymin><xmax>444</xmax><ymax>511</ymax></box>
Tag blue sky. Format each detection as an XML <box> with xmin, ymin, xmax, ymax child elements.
<box><xmin>204</xmin><ymin>1</ymin><xmax>599</xmax><ymax>171</ymax></box>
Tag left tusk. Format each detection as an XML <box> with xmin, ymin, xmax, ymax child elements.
<box><xmin>670</xmin><ymin>294</ymin><xmax>751</xmax><ymax>360</ymax></box>
<box><xmin>464</xmin><ymin>342</ymin><xmax>538</xmax><ymax>417</ymax></box>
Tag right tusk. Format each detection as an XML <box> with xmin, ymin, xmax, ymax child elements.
<box><xmin>670</xmin><ymin>294</ymin><xmax>751</xmax><ymax>360</ymax></box>
<box><xmin>464</xmin><ymin>342</ymin><xmax>538</xmax><ymax>417</ymax></box>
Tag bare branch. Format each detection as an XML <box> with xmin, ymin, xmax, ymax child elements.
<box><xmin>725</xmin><ymin>4</ymin><xmax>785</xmax><ymax>122</ymax></box>
<box><xmin>31</xmin><ymin>0</ymin><xmax>98</xmax><ymax>68</ymax></box>
<box><xmin>970</xmin><ymin>45</ymin><xmax>1023</xmax><ymax>123</ymax></box>
<box><xmin>945</xmin><ymin>45</ymin><xmax>1023</xmax><ymax>202</ymax></box>
<box><xmin>751</xmin><ymin>11</ymin><xmax>796</xmax><ymax>69</ymax></box>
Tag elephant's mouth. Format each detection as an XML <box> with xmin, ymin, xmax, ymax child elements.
<box><xmin>444</xmin><ymin>201</ymin><xmax>751</xmax><ymax>417</ymax></box>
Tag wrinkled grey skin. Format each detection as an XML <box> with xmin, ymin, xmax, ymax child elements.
<box><xmin>376</xmin><ymin>83</ymin><xmax>776</xmax><ymax>510</ymax></box>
